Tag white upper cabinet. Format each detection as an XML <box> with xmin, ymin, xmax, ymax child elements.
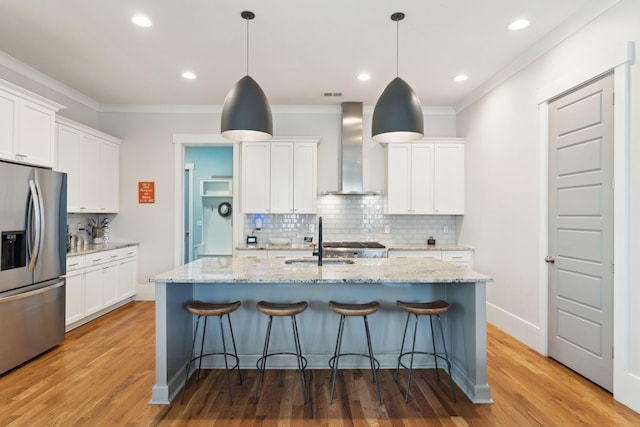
<box><xmin>56</xmin><ymin>117</ymin><xmax>121</xmax><ymax>213</ymax></box>
<box><xmin>242</xmin><ymin>140</ymin><xmax>318</xmax><ymax>214</ymax></box>
<box><xmin>0</xmin><ymin>79</ymin><xmax>62</xmax><ymax>167</ymax></box>
<box><xmin>385</xmin><ymin>139</ymin><xmax>465</xmax><ymax>215</ymax></box>
<box><xmin>433</xmin><ymin>143</ymin><xmax>465</xmax><ymax>214</ymax></box>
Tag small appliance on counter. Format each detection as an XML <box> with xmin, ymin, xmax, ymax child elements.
<box><xmin>427</xmin><ymin>236</ymin><xmax>436</xmax><ymax>245</ymax></box>
<box><xmin>0</xmin><ymin>160</ymin><xmax>67</xmax><ymax>375</ymax></box>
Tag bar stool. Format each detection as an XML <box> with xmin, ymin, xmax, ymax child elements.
<box><xmin>181</xmin><ymin>300</ymin><xmax>242</xmax><ymax>404</ymax></box>
<box><xmin>254</xmin><ymin>301</ymin><xmax>309</xmax><ymax>405</ymax></box>
<box><xmin>328</xmin><ymin>300</ymin><xmax>382</xmax><ymax>404</ymax></box>
<box><xmin>395</xmin><ymin>299</ymin><xmax>456</xmax><ymax>402</ymax></box>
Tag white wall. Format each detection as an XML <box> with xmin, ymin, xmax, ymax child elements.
<box><xmin>457</xmin><ymin>0</ymin><xmax>639</xmax><ymax>411</ymax></box>
<box><xmin>99</xmin><ymin>108</ymin><xmax>457</xmax><ymax>284</ymax></box>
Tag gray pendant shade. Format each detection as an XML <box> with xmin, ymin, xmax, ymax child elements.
<box><xmin>221</xmin><ymin>75</ymin><xmax>273</xmax><ymax>142</ymax></box>
<box><xmin>372</xmin><ymin>77</ymin><xmax>424</xmax><ymax>143</ymax></box>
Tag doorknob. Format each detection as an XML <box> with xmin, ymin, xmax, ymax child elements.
<box><xmin>545</xmin><ymin>256</ymin><xmax>555</xmax><ymax>264</ymax></box>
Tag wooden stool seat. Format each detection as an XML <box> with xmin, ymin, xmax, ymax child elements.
<box><xmin>396</xmin><ymin>300</ymin><xmax>449</xmax><ymax>316</ymax></box>
<box><xmin>187</xmin><ymin>300</ymin><xmax>241</xmax><ymax>317</ymax></box>
<box><xmin>256</xmin><ymin>300</ymin><xmax>308</xmax><ymax>317</ymax></box>
<box><xmin>329</xmin><ymin>300</ymin><xmax>380</xmax><ymax>316</ymax></box>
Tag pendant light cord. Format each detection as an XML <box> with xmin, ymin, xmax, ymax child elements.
<box><xmin>246</xmin><ymin>17</ymin><xmax>250</xmax><ymax>76</ymax></box>
<box><xmin>396</xmin><ymin>18</ymin><xmax>399</xmax><ymax>77</ymax></box>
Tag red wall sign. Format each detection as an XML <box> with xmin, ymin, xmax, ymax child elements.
<box><xmin>138</xmin><ymin>181</ymin><xmax>155</xmax><ymax>204</ymax></box>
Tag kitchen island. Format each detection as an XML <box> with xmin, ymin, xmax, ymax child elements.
<box><xmin>151</xmin><ymin>256</ymin><xmax>493</xmax><ymax>404</ymax></box>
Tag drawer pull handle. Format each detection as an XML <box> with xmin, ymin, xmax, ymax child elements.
<box><xmin>69</xmin><ymin>263</ymin><xmax>79</xmax><ymax>267</ymax></box>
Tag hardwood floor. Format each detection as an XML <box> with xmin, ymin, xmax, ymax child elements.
<box><xmin>1</xmin><ymin>301</ymin><xmax>638</xmax><ymax>426</ymax></box>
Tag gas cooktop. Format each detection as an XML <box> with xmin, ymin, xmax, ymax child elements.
<box><xmin>323</xmin><ymin>241</ymin><xmax>386</xmax><ymax>249</ymax></box>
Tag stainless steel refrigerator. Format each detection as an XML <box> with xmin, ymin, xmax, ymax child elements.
<box><xmin>0</xmin><ymin>160</ymin><xmax>67</xmax><ymax>375</ymax></box>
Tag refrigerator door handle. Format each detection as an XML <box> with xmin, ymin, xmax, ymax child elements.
<box><xmin>0</xmin><ymin>280</ymin><xmax>64</xmax><ymax>304</ymax></box>
<box><xmin>27</xmin><ymin>179</ymin><xmax>43</xmax><ymax>272</ymax></box>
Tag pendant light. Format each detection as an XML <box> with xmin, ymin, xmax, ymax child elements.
<box><xmin>372</xmin><ymin>12</ymin><xmax>424</xmax><ymax>143</ymax></box>
<box><xmin>221</xmin><ymin>11</ymin><xmax>273</xmax><ymax>142</ymax></box>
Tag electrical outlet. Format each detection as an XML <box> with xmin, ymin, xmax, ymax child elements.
<box><xmin>77</xmin><ymin>223</ymin><xmax>81</xmax><ymax>233</ymax></box>
<box><xmin>309</xmin><ymin>224</ymin><xmax>315</xmax><ymax>233</ymax></box>
<box><xmin>444</xmin><ymin>225</ymin><xmax>449</xmax><ymax>233</ymax></box>
<box><xmin>384</xmin><ymin>225</ymin><xmax>390</xmax><ymax>234</ymax></box>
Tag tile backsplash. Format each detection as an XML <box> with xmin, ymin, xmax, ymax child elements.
<box><xmin>243</xmin><ymin>195</ymin><xmax>457</xmax><ymax>245</ymax></box>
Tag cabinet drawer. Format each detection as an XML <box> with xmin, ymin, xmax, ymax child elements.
<box><xmin>389</xmin><ymin>250</ymin><xmax>442</xmax><ymax>259</ymax></box>
<box><xmin>66</xmin><ymin>255</ymin><xmax>86</xmax><ymax>272</ymax></box>
<box><xmin>118</xmin><ymin>246</ymin><xmax>138</xmax><ymax>259</ymax></box>
<box><xmin>441</xmin><ymin>251</ymin><xmax>472</xmax><ymax>263</ymax></box>
<box><xmin>236</xmin><ymin>250</ymin><xmax>268</xmax><ymax>259</ymax></box>
<box><xmin>85</xmin><ymin>251</ymin><xmax>110</xmax><ymax>266</ymax></box>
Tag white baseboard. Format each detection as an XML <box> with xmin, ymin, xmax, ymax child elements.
<box><xmin>135</xmin><ymin>283</ymin><xmax>155</xmax><ymax>301</ymax></box>
<box><xmin>486</xmin><ymin>302</ymin><xmax>545</xmax><ymax>354</ymax></box>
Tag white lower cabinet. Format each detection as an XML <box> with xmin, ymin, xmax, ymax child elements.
<box><xmin>388</xmin><ymin>249</ymin><xmax>474</xmax><ymax>270</ymax></box>
<box><xmin>236</xmin><ymin>250</ymin><xmax>268</xmax><ymax>259</ymax></box>
<box><xmin>65</xmin><ymin>246</ymin><xmax>138</xmax><ymax>330</ymax></box>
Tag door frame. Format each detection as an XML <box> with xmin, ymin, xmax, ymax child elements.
<box><xmin>537</xmin><ymin>41</ymin><xmax>633</xmax><ymax>399</ymax></box>
<box><xmin>184</xmin><ymin>162</ymin><xmax>194</xmax><ymax>263</ymax></box>
<box><xmin>172</xmin><ymin>134</ymin><xmax>241</xmax><ymax>267</ymax></box>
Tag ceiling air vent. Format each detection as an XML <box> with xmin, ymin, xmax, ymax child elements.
<box><xmin>322</xmin><ymin>92</ymin><xmax>343</xmax><ymax>97</ymax></box>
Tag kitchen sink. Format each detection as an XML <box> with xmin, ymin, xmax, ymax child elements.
<box><xmin>284</xmin><ymin>258</ymin><xmax>354</xmax><ymax>265</ymax></box>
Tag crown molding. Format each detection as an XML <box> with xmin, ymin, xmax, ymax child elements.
<box><xmin>454</xmin><ymin>0</ymin><xmax>620</xmax><ymax>113</ymax></box>
<box><xmin>0</xmin><ymin>50</ymin><xmax>100</xmax><ymax>111</ymax></box>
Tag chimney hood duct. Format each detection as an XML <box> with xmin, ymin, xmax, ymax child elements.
<box><xmin>324</xmin><ymin>102</ymin><xmax>378</xmax><ymax>195</ymax></box>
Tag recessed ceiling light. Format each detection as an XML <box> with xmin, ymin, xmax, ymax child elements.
<box><xmin>181</xmin><ymin>71</ymin><xmax>197</xmax><ymax>80</ymax></box>
<box><xmin>453</xmin><ymin>74</ymin><xmax>468</xmax><ymax>82</ymax></box>
<box><xmin>357</xmin><ymin>73</ymin><xmax>371</xmax><ymax>81</ymax></box>
<box><xmin>508</xmin><ymin>18</ymin><xmax>530</xmax><ymax>31</ymax></box>
<box><xmin>132</xmin><ymin>15</ymin><xmax>152</xmax><ymax>28</ymax></box>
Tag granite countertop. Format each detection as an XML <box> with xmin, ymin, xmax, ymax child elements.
<box><xmin>67</xmin><ymin>242</ymin><xmax>139</xmax><ymax>257</ymax></box>
<box><xmin>154</xmin><ymin>256</ymin><xmax>492</xmax><ymax>284</ymax></box>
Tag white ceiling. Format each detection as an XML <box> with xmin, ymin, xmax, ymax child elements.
<box><xmin>0</xmin><ymin>0</ymin><xmax>614</xmax><ymax>109</ymax></box>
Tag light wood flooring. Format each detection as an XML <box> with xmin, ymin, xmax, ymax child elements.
<box><xmin>1</xmin><ymin>301</ymin><xmax>638</xmax><ymax>426</ymax></box>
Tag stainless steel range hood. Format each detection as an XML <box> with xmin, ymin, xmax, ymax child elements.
<box><xmin>324</xmin><ymin>102</ymin><xmax>378</xmax><ymax>195</ymax></box>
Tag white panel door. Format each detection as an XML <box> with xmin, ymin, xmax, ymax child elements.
<box><xmin>17</xmin><ymin>101</ymin><xmax>54</xmax><ymax>167</ymax></box>
<box><xmin>293</xmin><ymin>143</ymin><xmax>317</xmax><ymax>213</ymax></box>
<box><xmin>78</xmin><ymin>135</ymin><xmax>100</xmax><ymax>211</ymax></box>
<box><xmin>411</xmin><ymin>144</ymin><xmax>435</xmax><ymax>214</ymax></box>
<box><xmin>434</xmin><ymin>143</ymin><xmax>464</xmax><ymax>214</ymax></box>
<box><xmin>57</xmin><ymin>125</ymin><xmax>84</xmax><ymax>210</ymax></box>
<box><xmin>99</xmin><ymin>140</ymin><xmax>119</xmax><ymax>212</ymax></box>
<box><xmin>0</xmin><ymin>91</ymin><xmax>17</xmax><ymax>160</ymax></box>
<box><xmin>269</xmin><ymin>142</ymin><xmax>294</xmax><ymax>213</ymax></box>
<box><xmin>241</xmin><ymin>142</ymin><xmax>270</xmax><ymax>213</ymax></box>
<box><xmin>548</xmin><ymin>72</ymin><xmax>614</xmax><ymax>391</ymax></box>
<box><xmin>386</xmin><ymin>144</ymin><xmax>411</xmax><ymax>213</ymax></box>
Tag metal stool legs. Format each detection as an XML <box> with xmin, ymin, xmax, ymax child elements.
<box><xmin>395</xmin><ymin>312</ymin><xmax>456</xmax><ymax>402</ymax></box>
<box><xmin>181</xmin><ymin>313</ymin><xmax>242</xmax><ymax>405</ymax></box>
<box><xmin>329</xmin><ymin>314</ymin><xmax>382</xmax><ymax>405</ymax></box>
<box><xmin>253</xmin><ymin>314</ymin><xmax>308</xmax><ymax>405</ymax></box>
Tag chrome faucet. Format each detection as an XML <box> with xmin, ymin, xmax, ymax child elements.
<box><xmin>312</xmin><ymin>216</ymin><xmax>323</xmax><ymax>266</ymax></box>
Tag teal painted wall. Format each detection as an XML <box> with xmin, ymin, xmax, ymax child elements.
<box><xmin>185</xmin><ymin>146</ymin><xmax>233</xmax><ymax>257</ymax></box>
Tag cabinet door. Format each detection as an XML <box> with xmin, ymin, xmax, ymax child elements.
<box><xmin>387</xmin><ymin>144</ymin><xmax>412</xmax><ymax>214</ymax></box>
<box><xmin>434</xmin><ymin>144</ymin><xmax>465</xmax><ymax>214</ymax></box>
<box><xmin>0</xmin><ymin>91</ymin><xmax>17</xmax><ymax>160</ymax></box>
<box><xmin>17</xmin><ymin>101</ymin><xmax>54</xmax><ymax>167</ymax></box>
<box><xmin>57</xmin><ymin>125</ymin><xmax>84</xmax><ymax>211</ymax></box>
<box><xmin>77</xmin><ymin>135</ymin><xmax>101</xmax><ymax>211</ymax></box>
<box><xmin>411</xmin><ymin>144</ymin><xmax>435</xmax><ymax>214</ymax></box>
<box><xmin>102</xmin><ymin>263</ymin><xmax>119</xmax><ymax>307</ymax></box>
<box><xmin>65</xmin><ymin>272</ymin><xmax>84</xmax><ymax>325</ymax></box>
<box><xmin>293</xmin><ymin>143</ymin><xmax>317</xmax><ymax>213</ymax></box>
<box><xmin>241</xmin><ymin>142</ymin><xmax>270</xmax><ymax>213</ymax></box>
<box><xmin>99</xmin><ymin>140</ymin><xmax>119</xmax><ymax>212</ymax></box>
<box><xmin>118</xmin><ymin>256</ymin><xmax>137</xmax><ymax>299</ymax></box>
<box><xmin>269</xmin><ymin>142</ymin><xmax>294</xmax><ymax>213</ymax></box>
<box><xmin>84</xmin><ymin>268</ymin><xmax>103</xmax><ymax>315</ymax></box>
